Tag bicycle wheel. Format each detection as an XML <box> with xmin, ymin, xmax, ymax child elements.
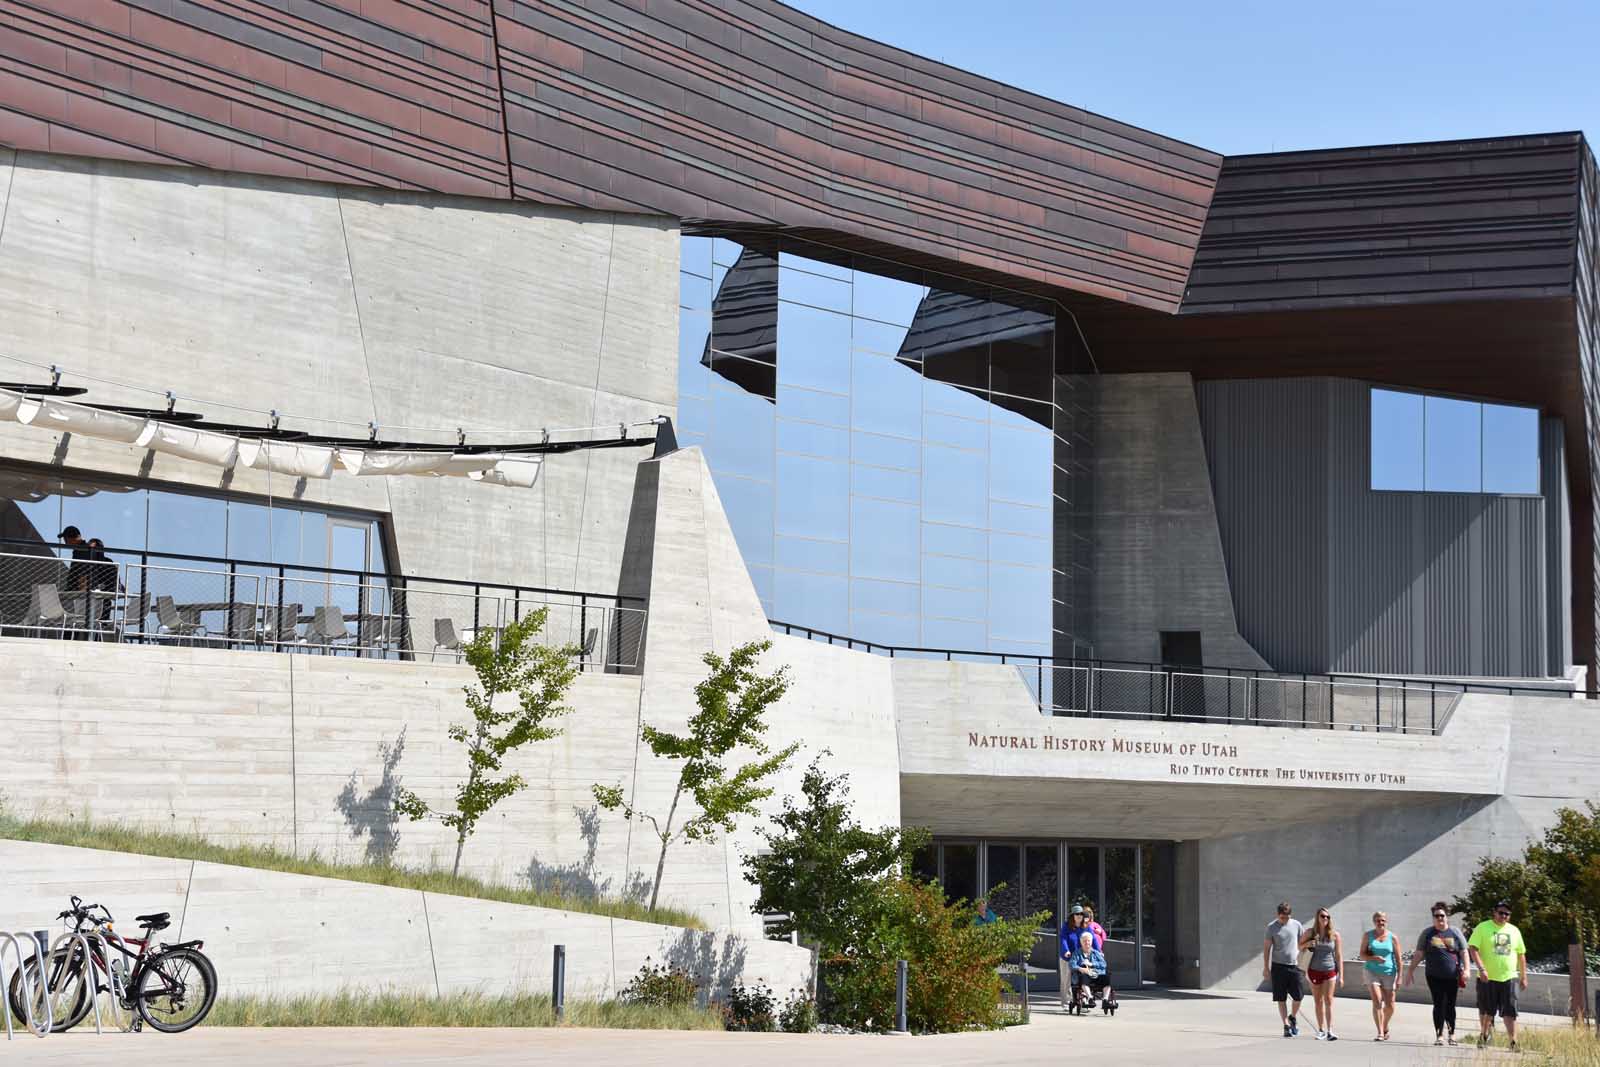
<box><xmin>135</xmin><ymin>947</ymin><xmax>217</xmax><ymax>1033</ymax></box>
<box><xmin>7</xmin><ymin>948</ymin><xmax>93</xmax><ymax>1033</ymax></box>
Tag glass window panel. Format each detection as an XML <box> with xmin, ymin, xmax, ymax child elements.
<box><xmin>713</xmin><ymin>250</ymin><xmax>777</xmax><ymax>364</ymax></box>
<box><xmin>990</xmin><ymin>500</ymin><xmax>1050</xmax><ymax>538</ymax></box>
<box><xmin>1025</xmin><ymin>844</ymin><xmax>1060</xmax><ymax>932</ymax></box>
<box><xmin>712</xmin><ymin>263</ymin><xmax>728</xmax><ymax>296</ymax></box>
<box><xmin>923</xmin><ymin>378</ymin><xmax>992</xmax><ymax>420</ymax></box>
<box><xmin>851</xmin><ymin>576</ymin><xmax>918</xmax><ymax>615</ymax></box>
<box><xmin>922</xmin><ymin>445</ymin><xmax>986</xmax><ymax>527</ymax></box>
<box><xmin>851</xmin><ymin>267</ymin><xmax>927</xmax><ymax>327</ymax></box>
<box><xmin>1370</xmin><ymin>388</ymin><xmax>1424</xmax><ymax>491</ymax></box>
<box><xmin>2</xmin><ymin>490</ymin><xmax>60</xmax><ymax>545</ymax></box>
<box><xmin>851</xmin><ymin>464</ymin><xmax>918</xmax><ymax>504</ymax></box>
<box><xmin>267</xmin><ymin>507</ymin><xmax>300</xmax><ymax>565</ymax></box>
<box><xmin>923</xmin><ymin>553</ymin><xmax>986</xmax><ymax>590</ymax></box>
<box><xmin>678</xmin><ymin>430</ymin><xmax>706</xmax><ymax>449</ymax></box>
<box><xmin>777</xmin><ymin>419</ymin><xmax>849</xmax><ymax>460</ymax></box>
<box><xmin>849</xmin><ymin>497</ymin><xmax>918</xmax><ymax>581</ymax></box>
<box><xmin>681</xmin><ymin>235</ymin><xmax>713</xmax><ymax>277</ymax></box>
<box><xmin>713</xmin><ymin>476</ymin><xmax>775</xmax><ymax>567</ymax></box>
<box><xmin>925</xmin><ymin>411</ymin><xmax>988</xmax><ymax>451</ymax></box>
<box><xmin>986</xmin><ymin>843</ymin><xmax>1022</xmax><ymax>919</ymax></box>
<box><xmin>775</xmin><ymin>454</ymin><xmax>848</xmax><ymax>541</ymax></box>
<box><xmin>923</xmin><ymin>616</ymin><xmax>985</xmax><ymax>649</ymax></box>
<box><xmin>1424</xmin><ymin>395</ymin><xmax>1482</xmax><ymax>492</ymax></box>
<box><xmin>776</xmin><ymin>535</ymin><xmax>848</xmax><ymax>575</ymax></box>
<box><xmin>852</xmin><ymin>431</ymin><xmax>921</xmax><ymax>471</ymax></box>
<box><xmin>941</xmin><ymin>843</ymin><xmax>979</xmax><ymax>903</ymax></box>
<box><xmin>922</xmin><ymin>522</ymin><xmax>986</xmax><ymax>559</ymax></box>
<box><xmin>61</xmin><ymin>482</ymin><xmax>146</xmax><ymax>554</ymax></box>
<box><xmin>1104</xmin><ymin>845</ymin><xmax>1138</xmax><ymax>975</ymax></box>
<box><xmin>850</xmin><ymin>609</ymin><xmax>919</xmax><ymax>647</ymax></box>
<box><xmin>712</xmin><ymin>238</ymin><xmax>743</xmax><ymax>267</ymax></box>
<box><xmin>679</xmin><ymin>270</ymin><xmax>711</xmax><ymax>311</ymax></box>
<box><xmin>850</xmin><ymin>353</ymin><xmax>922</xmax><ymax>438</ymax></box>
<box><xmin>707</xmin><ymin>351</ymin><xmax>776</xmax><ymax>400</ymax></box>
<box><xmin>921</xmin><ymin>346</ymin><xmax>988</xmax><ymax>395</ymax></box>
<box><xmin>1067</xmin><ymin>846</ymin><xmax>1100</xmax><ymax>914</ymax></box>
<box><xmin>924</xmin><ymin>584</ymin><xmax>984</xmax><ymax>621</ymax></box>
<box><xmin>678</xmin><ymin>310</ymin><xmax>711</xmax><ymax>399</ymax></box>
<box><xmin>678</xmin><ymin>395</ymin><xmax>711</xmax><ymax>438</ymax></box>
<box><xmin>990</xmin><ymin>532</ymin><xmax>1050</xmax><ymax>568</ymax></box>
<box><xmin>705</xmin><ymin>383</ymin><xmax>775</xmax><ymax>480</ymax></box>
<box><xmin>779</xmin><ymin>250</ymin><xmax>851</xmax><ymax>281</ymax></box>
<box><xmin>989</xmin><ymin>319</ymin><xmax>1054</xmax><ymax>402</ymax></box>
<box><xmin>912</xmin><ymin>842</ymin><xmax>938</xmax><ymax>883</ymax></box>
<box><xmin>778</xmin><ymin>266</ymin><xmax>851</xmax><ymax>313</ymax></box>
<box><xmin>989</xmin><ymin>423</ymin><xmax>1052</xmax><ymax>505</ymax></box>
<box><xmin>777</xmin><ymin>386</ymin><xmax>849</xmax><ymax>427</ymax></box>
<box><xmin>1482</xmin><ymin>403</ymin><xmax>1540</xmax><ymax>493</ymax></box>
<box><xmin>146</xmin><ymin>490</ymin><xmax>225</xmax><ymax>558</ymax></box>
<box><xmin>990</xmin><ymin>394</ymin><xmax>1056</xmax><ymax>433</ymax></box>
<box><xmin>851</xmin><ymin>319</ymin><xmax>911</xmax><ymax>356</ymax></box>
<box><xmin>298</xmin><ymin>511</ymin><xmax>327</xmax><ymax>567</ymax></box>
<box><xmin>773</xmin><ymin>567</ymin><xmax>847</xmax><ymax>633</ymax></box>
<box><xmin>747</xmin><ymin>562</ymin><xmax>774</xmax><ymax>610</ymax></box>
<box><xmin>989</xmin><ymin>563</ymin><xmax>1050</xmax><ymax>643</ymax></box>
<box><xmin>777</xmin><ymin>302</ymin><xmax>851</xmax><ymax>393</ymax></box>
<box><xmin>329</xmin><ymin>521</ymin><xmax>370</xmax><ymax>575</ymax></box>
<box><xmin>226</xmin><ymin>501</ymin><xmax>272</xmax><ymax>562</ymax></box>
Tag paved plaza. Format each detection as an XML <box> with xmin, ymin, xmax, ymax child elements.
<box><xmin>8</xmin><ymin>992</ymin><xmax>1565</xmax><ymax>1066</ymax></box>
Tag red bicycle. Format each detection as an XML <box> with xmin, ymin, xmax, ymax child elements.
<box><xmin>7</xmin><ymin>895</ymin><xmax>218</xmax><ymax>1034</ymax></box>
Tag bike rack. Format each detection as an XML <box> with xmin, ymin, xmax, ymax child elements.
<box><xmin>0</xmin><ymin>931</ymin><xmax>51</xmax><ymax>1040</ymax></box>
<box><xmin>81</xmin><ymin>928</ymin><xmax>138</xmax><ymax>1033</ymax></box>
<box><xmin>48</xmin><ymin>931</ymin><xmax>105</xmax><ymax>1035</ymax></box>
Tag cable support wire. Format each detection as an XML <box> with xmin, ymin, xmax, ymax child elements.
<box><xmin>0</xmin><ymin>351</ymin><xmax>663</xmax><ymax>440</ymax></box>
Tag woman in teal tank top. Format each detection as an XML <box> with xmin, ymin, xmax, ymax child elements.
<box><xmin>1359</xmin><ymin>911</ymin><xmax>1399</xmax><ymax>1041</ymax></box>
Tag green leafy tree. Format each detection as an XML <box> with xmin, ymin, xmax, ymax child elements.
<box><xmin>743</xmin><ymin>754</ymin><xmax>929</xmax><ymax>952</ymax></box>
<box><xmin>1454</xmin><ymin>801</ymin><xmax>1600</xmax><ymax>964</ymax></box>
<box><xmin>395</xmin><ymin>608</ymin><xmax>578</xmax><ymax>877</ymax></box>
<box><xmin>594</xmin><ymin>639</ymin><xmax>798</xmax><ymax>914</ymax></box>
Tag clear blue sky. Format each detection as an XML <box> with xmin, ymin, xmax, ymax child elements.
<box><xmin>787</xmin><ymin>0</ymin><xmax>1597</xmax><ymax>155</ymax></box>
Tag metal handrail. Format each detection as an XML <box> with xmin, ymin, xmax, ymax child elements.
<box><xmin>767</xmin><ymin>619</ymin><xmax>1588</xmax><ymax>701</ymax></box>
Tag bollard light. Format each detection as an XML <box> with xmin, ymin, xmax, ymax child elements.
<box><xmin>894</xmin><ymin>958</ymin><xmax>908</xmax><ymax>1033</ymax></box>
<box><xmin>552</xmin><ymin>944</ymin><xmax>566</xmax><ymax>1022</ymax></box>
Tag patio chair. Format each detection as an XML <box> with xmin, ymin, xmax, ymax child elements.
<box><xmin>261</xmin><ymin>603</ymin><xmax>302</xmax><ymax>651</ymax></box>
<box><xmin>154</xmin><ymin>595</ymin><xmax>207</xmax><ymax>644</ymax></box>
<box><xmin>24</xmin><ymin>583</ymin><xmax>81</xmax><ymax>636</ymax></box>
<box><xmin>120</xmin><ymin>591</ymin><xmax>151</xmax><ymax>642</ymax></box>
<box><xmin>308</xmin><ymin>606</ymin><xmax>352</xmax><ymax>654</ymax></box>
<box><xmin>431</xmin><ymin>617</ymin><xmax>463</xmax><ymax>662</ymax></box>
<box><xmin>227</xmin><ymin>603</ymin><xmax>260</xmax><ymax>649</ymax></box>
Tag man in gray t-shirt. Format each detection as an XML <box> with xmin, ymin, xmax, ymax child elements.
<box><xmin>1261</xmin><ymin>901</ymin><xmax>1306</xmax><ymax>1037</ymax></box>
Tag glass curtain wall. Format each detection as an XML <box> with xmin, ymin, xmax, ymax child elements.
<box><xmin>680</xmin><ymin>235</ymin><xmax>1080</xmax><ymax>658</ymax></box>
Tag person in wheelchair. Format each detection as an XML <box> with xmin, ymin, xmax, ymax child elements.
<box><xmin>1068</xmin><ymin>929</ymin><xmax>1119</xmax><ymax>1015</ymax></box>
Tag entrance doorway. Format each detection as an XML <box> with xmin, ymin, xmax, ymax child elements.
<box><xmin>921</xmin><ymin>839</ymin><xmax>1174</xmax><ymax>989</ymax></box>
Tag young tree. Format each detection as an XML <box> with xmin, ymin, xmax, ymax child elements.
<box><xmin>395</xmin><ymin>607</ymin><xmax>578</xmax><ymax>878</ymax></box>
<box><xmin>594</xmin><ymin>639</ymin><xmax>798</xmax><ymax>914</ymax></box>
<box><xmin>743</xmin><ymin>754</ymin><xmax>929</xmax><ymax>952</ymax></box>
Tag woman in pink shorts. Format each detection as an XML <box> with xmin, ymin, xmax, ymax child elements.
<box><xmin>1301</xmin><ymin>907</ymin><xmax>1344</xmax><ymax>1040</ymax></box>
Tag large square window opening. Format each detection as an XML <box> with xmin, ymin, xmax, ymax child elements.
<box><xmin>1369</xmin><ymin>387</ymin><xmax>1540</xmax><ymax>495</ymax></box>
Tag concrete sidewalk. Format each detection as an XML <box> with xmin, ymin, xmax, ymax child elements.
<box><xmin>8</xmin><ymin>991</ymin><xmax>1560</xmax><ymax>1065</ymax></box>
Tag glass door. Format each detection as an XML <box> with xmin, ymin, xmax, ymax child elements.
<box><xmin>1103</xmin><ymin>845</ymin><xmax>1139</xmax><ymax>988</ymax></box>
<box><xmin>1023</xmin><ymin>844</ymin><xmax>1061</xmax><ymax>980</ymax></box>
<box><xmin>327</xmin><ymin>520</ymin><xmax>372</xmax><ymax>648</ymax></box>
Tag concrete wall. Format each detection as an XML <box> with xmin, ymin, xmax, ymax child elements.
<box><xmin>2</xmin><ymin>840</ymin><xmax>811</xmax><ymax>1000</ymax></box>
<box><xmin>1071</xmin><ymin>372</ymin><xmax>1267</xmax><ymax>669</ymax></box>
<box><xmin>1197</xmin><ymin>377</ymin><xmax>1562</xmax><ymax>678</ymax></box>
<box><xmin>1192</xmin><ymin>693</ymin><xmax>1600</xmax><ymax>989</ymax></box>
<box><xmin>0</xmin><ymin>148</ymin><xmax>677</xmax><ymax>596</ymax></box>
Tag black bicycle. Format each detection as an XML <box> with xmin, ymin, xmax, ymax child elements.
<box><xmin>7</xmin><ymin>895</ymin><xmax>218</xmax><ymax>1034</ymax></box>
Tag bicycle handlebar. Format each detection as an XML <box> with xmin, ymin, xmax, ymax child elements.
<box><xmin>56</xmin><ymin>896</ymin><xmax>114</xmax><ymax>927</ymax></box>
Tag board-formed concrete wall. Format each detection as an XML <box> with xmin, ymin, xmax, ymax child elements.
<box><xmin>0</xmin><ymin>148</ymin><xmax>677</xmax><ymax>596</ymax></box>
<box><xmin>2</xmin><ymin>840</ymin><xmax>811</xmax><ymax>1000</ymax></box>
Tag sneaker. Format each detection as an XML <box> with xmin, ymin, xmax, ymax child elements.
<box><xmin>1509</xmin><ymin>1041</ymin><xmax>1519</xmax><ymax>1053</ymax></box>
<box><xmin>1283</xmin><ymin>1024</ymin><xmax>1293</xmax><ymax>1038</ymax></box>
<box><xmin>1448</xmin><ymin>1035</ymin><xmax>1459</xmax><ymax>1046</ymax></box>
<box><xmin>1289</xmin><ymin>1017</ymin><xmax>1299</xmax><ymax>1037</ymax></box>
<box><xmin>1435</xmin><ymin>1035</ymin><xmax>1444</xmax><ymax>1046</ymax></box>
<box><xmin>1326</xmin><ymin>1033</ymin><xmax>1338</xmax><ymax>1042</ymax></box>
<box><xmin>1315</xmin><ymin>1030</ymin><xmax>1327</xmax><ymax>1041</ymax></box>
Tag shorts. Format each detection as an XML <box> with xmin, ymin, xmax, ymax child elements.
<box><xmin>1477</xmin><ymin>977</ymin><xmax>1518</xmax><ymax>1019</ymax></box>
<box><xmin>1366</xmin><ymin>971</ymin><xmax>1396</xmax><ymax>992</ymax></box>
<box><xmin>1270</xmin><ymin>963</ymin><xmax>1305</xmax><ymax>1002</ymax></box>
<box><xmin>1308</xmin><ymin>967</ymin><xmax>1339</xmax><ymax>985</ymax></box>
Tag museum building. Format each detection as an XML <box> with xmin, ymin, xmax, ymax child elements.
<box><xmin>1</xmin><ymin>0</ymin><xmax>1597</xmax><ymax>993</ymax></box>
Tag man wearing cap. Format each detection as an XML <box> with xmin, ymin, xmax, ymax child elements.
<box><xmin>58</xmin><ymin>525</ymin><xmax>92</xmax><ymax>635</ymax></box>
<box><xmin>1467</xmin><ymin>900</ymin><xmax>1527</xmax><ymax>1050</ymax></box>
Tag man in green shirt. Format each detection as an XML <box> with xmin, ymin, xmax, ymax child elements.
<box><xmin>1466</xmin><ymin>900</ymin><xmax>1528</xmax><ymax>1050</ymax></box>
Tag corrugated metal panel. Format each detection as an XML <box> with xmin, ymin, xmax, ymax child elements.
<box><xmin>1198</xmin><ymin>377</ymin><xmax>1556</xmax><ymax>677</ymax></box>
<box><xmin>1542</xmin><ymin>417</ymin><xmax>1573</xmax><ymax>674</ymax></box>
<box><xmin>1195</xmin><ymin>378</ymin><xmax>1328</xmax><ymax>671</ymax></box>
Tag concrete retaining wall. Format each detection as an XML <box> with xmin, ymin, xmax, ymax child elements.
<box><xmin>1</xmin><ymin>840</ymin><xmax>812</xmax><ymax>1001</ymax></box>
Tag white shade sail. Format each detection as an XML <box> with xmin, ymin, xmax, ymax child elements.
<box><xmin>470</xmin><ymin>458</ymin><xmax>543</xmax><ymax>488</ymax></box>
<box><xmin>0</xmin><ymin>388</ymin><xmax>29</xmax><ymax>422</ymax></box>
<box><xmin>136</xmin><ymin>420</ymin><xmax>240</xmax><ymax>468</ymax></box>
<box><xmin>17</xmin><ymin>396</ymin><xmax>149</xmax><ymax>443</ymax></box>
<box><xmin>239</xmin><ymin>438</ymin><xmax>336</xmax><ymax>479</ymax></box>
<box><xmin>336</xmin><ymin>450</ymin><xmax>502</xmax><ymax>477</ymax></box>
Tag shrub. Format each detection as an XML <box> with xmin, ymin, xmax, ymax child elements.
<box><xmin>820</xmin><ymin>879</ymin><xmax>1042</xmax><ymax>1033</ymax></box>
<box><xmin>719</xmin><ymin>981</ymin><xmax>777</xmax><ymax>1032</ymax></box>
<box><xmin>778</xmin><ymin>992</ymin><xmax>816</xmax><ymax>1033</ymax></box>
<box><xmin>619</xmin><ymin>960</ymin><xmax>699</xmax><ymax>1008</ymax></box>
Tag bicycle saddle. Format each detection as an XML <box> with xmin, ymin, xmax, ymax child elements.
<box><xmin>136</xmin><ymin>912</ymin><xmax>171</xmax><ymax>930</ymax></box>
